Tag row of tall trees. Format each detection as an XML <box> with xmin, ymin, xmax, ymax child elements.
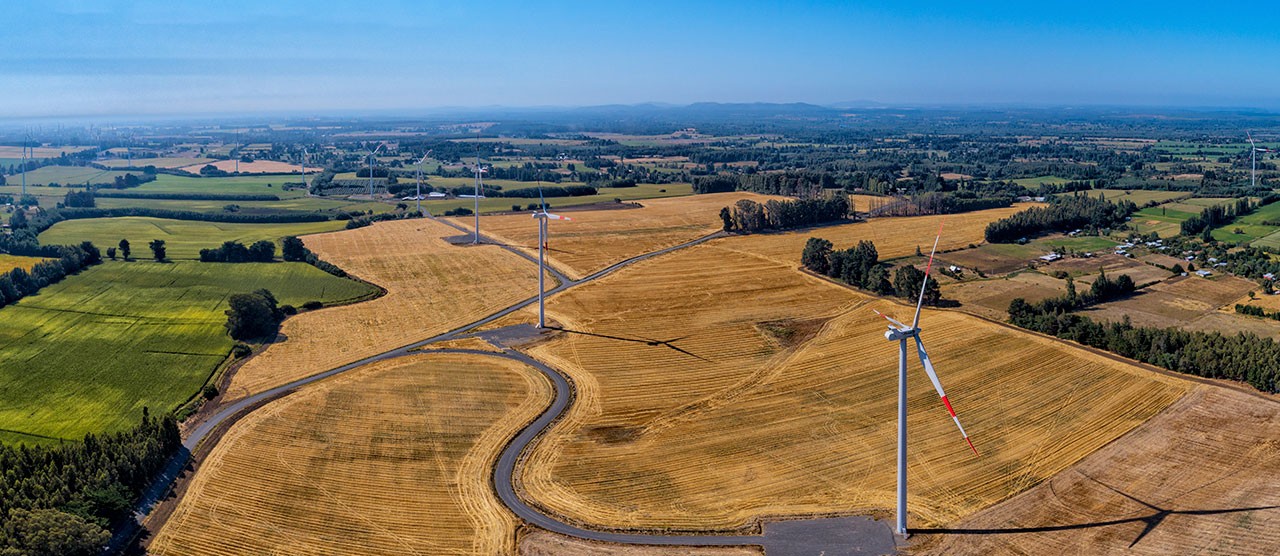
<box><xmin>693</xmin><ymin>171</ymin><xmax>836</xmax><ymax>196</ymax></box>
<box><xmin>721</xmin><ymin>197</ymin><xmax>850</xmax><ymax>233</ymax></box>
<box><xmin>281</xmin><ymin>236</ymin><xmax>346</xmax><ymax>277</ymax></box>
<box><xmin>1008</xmin><ymin>299</ymin><xmax>1279</xmax><ymax>393</ymax></box>
<box><xmin>199</xmin><ymin>240</ymin><xmax>275</xmax><ymax>263</ymax></box>
<box><xmin>984</xmin><ymin>194</ymin><xmax>1136</xmax><ymax>243</ymax></box>
<box><xmin>1180</xmin><ymin>195</ymin><xmax>1277</xmax><ymax>236</ymax></box>
<box><xmin>0</xmin><ymin>411</ymin><xmax>181</xmax><ymax>556</ymax></box>
<box><xmin>801</xmin><ymin>238</ymin><xmax>941</xmax><ymax>305</ymax></box>
<box><xmin>0</xmin><ymin>242</ymin><xmax>101</xmax><ymax>309</ymax></box>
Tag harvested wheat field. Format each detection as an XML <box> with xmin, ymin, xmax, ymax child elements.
<box><xmin>920</xmin><ymin>386</ymin><xmax>1280</xmax><ymax>555</ymax></box>
<box><xmin>1083</xmin><ymin>274</ymin><xmax>1255</xmax><ymax>329</ymax></box>
<box><xmin>518</xmin><ymin>235</ymin><xmax>1189</xmax><ymax>532</ymax></box>
<box><xmin>226</xmin><ymin>218</ymin><xmax>538</xmax><ymax>397</ymax></box>
<box><xmin>715</xmin><ymin>204</ymin><xmax>1033</xmax><ymax>270</ymax></box>
<box><xmin>150</xmin><ymin>352</ymin><xmax>552</xmax><ymax>556</ymax></box>
<box><xmin>519</xmin><ymin>530</ymin><xmax>759</xmax><ymax>556</ymax></box>
<box><xmin>449</xmin><ymin>192</ymin><xmax>782</xmax><ymax>279</ymax></box>
<box><xmin>944</xmin><ymin>272</ymin><xmax>1066</xmax><ymax>320</ymax></box>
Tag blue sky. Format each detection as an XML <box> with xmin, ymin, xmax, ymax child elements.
<box><xmin>3</xmin><ymin>0</ymin><xmax>1278</xmax><ymax>117</ymax></box>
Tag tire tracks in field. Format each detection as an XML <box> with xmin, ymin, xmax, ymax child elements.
<box><xmin>111</xmin><ymin>220</ymin><xmax>750</xmax><ymax>553</ymax></box>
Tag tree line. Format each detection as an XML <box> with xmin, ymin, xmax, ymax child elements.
<box><xmin>985</xmin><ymin>194</ymin><xmax>1136</xmax><ymax>243</ymax></box>
<box><xmin>199</xmin><ymin>240</ymin><xmax>276</xmax><ymax>263</ymax></box>
<box><xmin>1008</xmin><ymin>298</ymin><xmax>1279</xmax><ymax>393</ymax></box>
<box><xmin>0</xmin><ymin>411</ymin><xmax>181</xmax><ymax>556</ymax></box>
<box><xmin>0</xmin><ymin>241</ymin><xmax>101</xmax><ymax>310</ymax></box>
<box><xmin>1180</xmin><ymin>195</ymin><xmax>1278</xmax><ymax>237</ymax></box>
<box><xmin>693</xmin><ymin>171</ymin><xmax>836</xmax><ymax>196</ymax></box>
<box><xmin>720</xmin><ymin>197</ymin><xmax>850</xmax><ymax>233</ymax></box>
<box><xmin>282</xmin><ymin>236</ymin><xmax>347</xmax><ymax>277</ymax></box>
<box><xmin>801</xmin><ymin>237</ymin><xmax>942</xmax><ymax>306</ymax></box>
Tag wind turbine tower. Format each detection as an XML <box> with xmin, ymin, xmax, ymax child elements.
<box><xmin>1249</xmin><ymin>132</ymin><xmax>1259</xmax><ymax>188</ymax></box>
<box><xmin>20</xmin><ymin>134</ymin><xmax>28</xmax><ymax>197</ymax></box>
<box><xmin>874</xmin><ymin>222</ymin><xmax>979</xmax><ymax>537</ymax></box>
<box><xmin>366</xmin><ymin>143</ymin><xmax>385</xmax><ymax>197</ymax></box>
<box><xmin>414</xmin><ymin>149</ymin><xmax>432</xmax><ymax>215</ymax></box>
<box><xmin>300</xmin><ymin>148</ymin><xmax>309</xmax><ymax>194</ymax></box>
<box><xmin>533</xmin><ymin>188</ymin><xmax>571</xmax><ymax>328</ymax></box>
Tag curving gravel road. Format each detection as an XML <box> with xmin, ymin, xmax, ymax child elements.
<box><xmin>113</xmin><ymin>220</ymin><xmax>896</xmax><ymax>555</ymax></box>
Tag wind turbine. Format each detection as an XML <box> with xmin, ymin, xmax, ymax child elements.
<box><xmin>300</xmin><ymin>148</ymin><xmax>309</xmax><ymax>195</ymax></box>
<box><xmin>414</xmin><ymin>149</ymin><xmax>432</xmax><ymax>214</ymax></box>
<box><xmin>472</xmin><ymin>133</ymin><xmax>486</xmax><ymax>243</ymax></box>
<box><xmin>534</xmin><ymin>187</ymin><xmax>570</xmax><ymax>329</ymax></box>
<box><xmin>1249</xmin><ymin>132</ymin><xmax>1258</xmax><ymax>188</ymax></box>
<box><xmin>366</xmin><ymin>143</ymin><xmax>385</xmax><ymax>197</ymax></box>
<box><xmin>20</xmin><ymin>133</ymin><xmax>28</xmax><ymax>197</ymax></box>
<box><xmin>873</xmin><ymin>222</ymin><xmax>978</xmax><ymax>538</ymax></box>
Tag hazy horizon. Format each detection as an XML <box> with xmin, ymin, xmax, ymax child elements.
<box><xmin>5</xmin><ymin>1</ymin><xmax>1279</xmax><ymax>119</ymax></box>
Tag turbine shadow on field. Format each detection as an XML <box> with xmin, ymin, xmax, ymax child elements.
<box><xmin>915</xmin><ymin>472</ymin><xmax>1280</xmax><ymax>548</ymax></box>
<box><xmin>496</xmin><ymin>241</ymin><xmax>578</xmax><ymax>255</ymax></box>
<box><xmin>548</xmin><ymin>327</ymin><xmax>709</xmax><ymax>361</ymax></box>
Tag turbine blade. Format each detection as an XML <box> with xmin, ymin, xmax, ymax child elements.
<box><xmin>873</xmin><ymin>309</ymin><xmax>910</xmax><ymax>330</ymax></box>
<box><xmin>912</xmin><ymin>221</ymin><xmax>945</xmax><ymax>329</ymax></box>
<box><xmin>544</xmin><ymin>213</ymin><xmax>571</xmax><ymax>221</ymax></box>
<box><xmin>914</xmin><ymin>335</ymin><xmax>979</xmax><ymax>456</ymax></box>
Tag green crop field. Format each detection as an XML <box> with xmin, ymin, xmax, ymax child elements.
<box><xmin>1013</xmin><ymin>175</ymin><xmax>1072</xmax><ymax>187</ymax></box>
<box><xmin>1070</xmin><ymin>189</ymin><xmax>1190</xmax><ymax>205</ymax></box>
<box><xmin>0</xmin><ymin>261</ymin><xmax>378</xmax><ymax>446</ymax></box>
<box><xmin>1212</xmin><ymin>201</ymin><xmax>1280</xmax><ymax>244</ymax></box>
<box><xmin>3</xmin><ymin>166</ymin><xmax>134</xmax><ymax>186</ymax></box>
<box><xmin>93</xmin><ymin>195</ymin><xmax>393</xmax><ymax>216</ymax></box>
<box><xmin>39</xmin><ymin>217</ymin><xmax>347</xmax><ymax>260</ymax></box>
<box><xmin>417</xmin><ymin>182</ymin><xmax>692</xmax><ymax>215</ymax></box>
<box><xmin>97</xmin><ymin>157</ymin><xmax>215</xmax><ymax>169</ymax></box>
<box><xmin>132</xmin><ymin>175</ymin><xmax>310</xmax><ymax>197</ymax></box>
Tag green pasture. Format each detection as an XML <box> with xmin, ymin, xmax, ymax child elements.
<box><xmin>97</xmin><ymin>157</ymin><xmax>215</xmax><ymax>169</ymax></box>
<box><xmin>2</xmin><ymin>166</ymin><xmax>133</xmax><ymax>186</ymax></box>
<box><xmin>93</xmin><ymin>195</ymin><xmax>392</xmax><ymax>216</ymax></box>
<box><xmin>0</xmin><ymin>261</ymin><xmax>377</xmax><ymax>445</ymax></box>
<box><xmin>39</xmin><ymin>217</ymin><xmax>347</xmax><ymax>260</ymax></box>
<box><xmin>1012</xmin><ymin>175</ymin><xmax>1072</xmax><ymax>187</ymax></box>
<box><xmin>1211</xmin><ymin>200</ymin><xmax>1280</xmax><ymax>244</ymax></box>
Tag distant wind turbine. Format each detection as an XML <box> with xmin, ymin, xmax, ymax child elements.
<box><xmin>414</xmin><ymin>149</ymin><xmax>432</xmax><ymax>214</ymax></box>
<box><xmin>534</xmin><ymin>186</ymin><xmax>571</xmax><ymax>328</ymax></box>
<box><xmin>366</xmin><ymin>143</ymin><xmax>385</xmax><ymax>197</ymax></box>
<box><xmin>20</xmin><ymin>133</ymin><xmax>28</xmax><ymax>197</ymax></box>
<box><xmin>873</xmin><ymin>221</ymin><xmax>979</xmax><ymax>538</ymax></box>
<box><xmin>300</xmin><ymin>148</ymin><xmax>310</xmax><ymax>195</ymax></box>
<box><xmin>473</xmin><ymin>130</ymin><xmax>484</xmax><ymax>243</ymax></box>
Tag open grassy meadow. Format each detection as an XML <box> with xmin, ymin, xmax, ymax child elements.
<box><xmin>92</xmin><ymin>195</ymin><xmax>392</xmax><ymax>216</ymax></box>
<box><xmin>97</xmin><ymin>157</ymin><xmax>216</xmax><ymax>169</ymax></box>
<box><xmin>39</xmin><ymin>217</ymin><xmax>348</xmax><ymax>260</ymax></box>
<box><xmin>508</xmin><ymin>232</ymin><xmax>1189</xmax><ymax>532</ymax></box>
<box><xmin>2</xmin><ymin>165</ymin><xmax>134</xmax><ymax>186</ymax></box>
<box><xmin>133</xmin><ymin>174</ymin><xmax>309</xmax><ymax>196</ymax></box>
<box><xmin>225</xmin><ymin>217</ymin><xmax>540</xmax><ymax>397</ymax></box>
<box><xmin>1072</xmin><ymin>189</ymin><xmax>1190</xmax><ymax>206</ymax></box>
<box><xmin>150</xmin><ymin>353</ymin><xmax>552</xmax><ymax>556</ymax></box>
<box><xmin>0</xmin><ymin>261</ymin><xmax>377</xmax><ymax>445</ymax></box>
<box><xmin>453</xmin><ymin>192</ymin><xmax>783</xmax><ymax>279</ymax></box>
<box><xmin>0</xmin><ymin>254</ymin><xmax>51</xmax><ymax>274</ymax></box>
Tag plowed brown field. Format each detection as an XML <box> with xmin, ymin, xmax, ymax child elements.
<box><xmin>150</xmin><ymin>352</ymin><xmax>552</xmax><ymax>555</ymax></box>
<box><xmin>226</xmin><ymin>218</ymin><xmax>538</xmax><ymax>397</ymax></box>
<box><xmin>920</xmin><ymin>386</ymin><xmax>1280</xmax><ymax>555</ymax></box>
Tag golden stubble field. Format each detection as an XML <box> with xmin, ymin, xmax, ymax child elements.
<box><xmin>517</xmin><ymin>230</ymin><xmax>1190</xmax><ymax>532</ymax></box>
<box><xmin>150</xmin><ymin>352</ymin><xmax>552</xmax><ymax>556</ymax></box>
<box><xmin>921</xmin><ymin>386</ymin><xmax>1280</xmax><ymax>555</ymax></box>
<box><xmin>449</xmin><ymin>192</ymin><xmax>784</xmax><ymax>279</ymax></box>
<box><xmin>226</xmin><ymin>217</ymin><xmax>539</xmax><ymax>397</ymax></box>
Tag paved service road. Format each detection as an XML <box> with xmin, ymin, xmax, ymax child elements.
<box><xmin>114</xmin><ymin>219</ymin><xmax>896</xmax><ymax>555</ymax></box>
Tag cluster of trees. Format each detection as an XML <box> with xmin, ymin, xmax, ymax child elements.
<box><xmin>0</xmin><ymin>242</ymin><xmax>101</xmax><ymax>309</ymax></box>
<box><xmin>343</xmin><ymin>210</ymin><xmax>426</xmax><ymax>230</ymax></box>
<box><xmin>693</xmin><ymin>171</ymin><xmax>836</xmax><ymax>196</ymax></box>
<box><xmin>1235</xmin><ymin>304</ymin><xmax>1280</xmax><ymax>320</ymax></box>
<box><xmin>489</xmin><ymin>185</ymin><xmax>597</xmax><ymax>198</ymax></box>
<box><xmin>721</xmin><ymin>196</ymin><xmax>850</xmax><ymax>233</ymax></box>
<box><xmin>985</xmin><ymin>194</ymin><xmax>1136</xmax><ymax>243</ymax></box>
<box><xmin>62</xmin><ymin>190</ymin><xmax>95</xmax><ymax>208</ymax></box>
<box><xmin>800</xmin><ymin>237</ymin><xmax>941</xmax><ymax>305</ymax></box>
<box><xmin>97</xmin><ymin>173</ymin><xmax>156</xmax><ymax>189</ymax></box>
<box><xmin>1181</xmin><ymin>195</ymin><xmax>1277</xmax><ymax>236</ymax></box>
<box><xmin>199</xmin><ymin>240</ymin><xmax>275</xmax><ymax>263</ymax></box>
<box><xmin>1008</xmin><ymin>300</ymin><xmax>1278</xmax><ymax>393</ymax></box>
<box><xmin>0</xmin><ymin>411</ymin><xmax>181</xmax><ymax>556</ymax></box>
<box><xmin>225</xmin><ymin>289</ymin><xmax>284</xmax><ymax>340</ymax></box>
<box><xmin>1007</xmin><ymin>271</ymin><xmax>1138</xmax><ymax>318</ymax></box>
<box><xmin>282</xmin><ymin>236</ymin><xmax>346</xmax><ymax>277</ymax></box>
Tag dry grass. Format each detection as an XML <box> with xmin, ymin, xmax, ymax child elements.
<box><xmin>519</xmin><ymin>530</ymin><xmax>760</xmax><ymax>556</ymax></box>
<box><xmin>1083</xmin><ymin>274</ymin><xmax>1256</xmax><ymax>329</ymax></box>
<box><xmin>919</xmin><ymin>386</ymin><xmax>1280</xmax><ymax>555</ymax></box>
<box><xmin>944</xmin><ymin>272</ymin><xmax>1067</xmax><ymax>320</ymax></box>
<box><xmin>0</xmin><ymin>254</ymin><xmax>50</xmax><ymax>274</ymax></box>
<box><xmin>517</xmin><ymin>234</ymin><xmax>1189</xmax><ymax>531</ymax></box>
<box><xmin>714</xmin><ymin>205</ymin><xmax>1032</xmax><ymax>269</ymax></box>
<box><xmin>225</xmin><ymin>218</ymin><xmax>538</xmax><ymax>398</ymax></box>
<box><xmin>448</xmin><ymin>192</ymin><xmax>783</xmax><ymax>279</ymax></box>
<box><xmin>150</xmin><ymin>352</ymin><xmax>552</xmax><ymax>556</ymax></box>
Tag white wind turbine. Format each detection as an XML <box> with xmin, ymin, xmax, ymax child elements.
<box><xmin>534</xmin><ymin>187</ymin><xmax>570</xmax><ymax>329</ymax></box>
<box><xmin>1247</xmin><ymin>132</ymin><xmax>1272</xmax><ymax>188</ymax></box>
<box><xmin>365</xmin><ymin>143</ymin><xmax>386</xmax><ymax>197</ymax></box>
<box><xmin>873</xmin><ymin>222</ymin><xmax>979</xmax><ymax>538</ymax></box>
<box><xmin>300</xmin><ymin>148</ymin><xmax>310</xmax><ymax>195</ymax></box>
<box><xmin>414</xmin><ymin>149</ymin><xmax>432</xmax><ymax>214</ymax></box>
